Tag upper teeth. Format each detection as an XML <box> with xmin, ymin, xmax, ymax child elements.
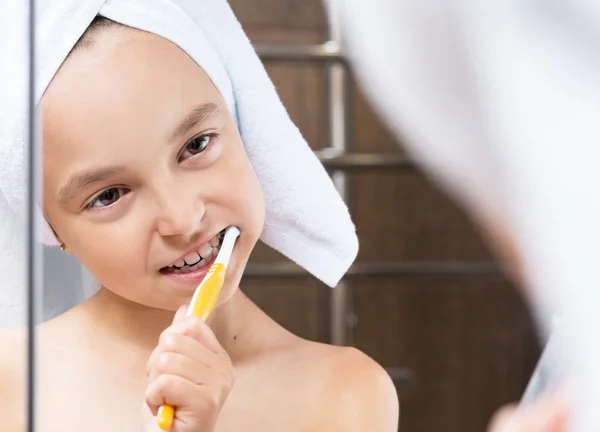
<box><xmin>170</xmin><ymin>233</ymin><xmax>222</xmax><ymax>268</ymax></box>
<box><xmin>184</xmin><ymin>252</ymin><xmax>201</xmax><ymax>266</ymax></box>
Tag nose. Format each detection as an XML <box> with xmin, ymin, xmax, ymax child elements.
<box><xmin>154</xmin><ymin>184</ymin><xmax>206</xmax><ymax>240</ymax></box>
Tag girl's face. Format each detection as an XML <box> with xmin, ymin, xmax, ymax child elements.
<box><xmin>41</xmin><ymin>25</ymin><xmax>265</xmax><ymax>310</ymax></box>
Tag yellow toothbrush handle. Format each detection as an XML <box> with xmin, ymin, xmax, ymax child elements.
<box><xmin>157</xmin><ymin>263</ymin><xmax>226</xmax><ymax>430</ymax></box>
<box><xmin>188</xmin><ymin>263</ymin><xmax>226</xmax><ymax>320</ymax></box>
<box><xmin>157</xmin><ymin>404</ymin><xmax>175</xmax><ymax>430</ymax></box>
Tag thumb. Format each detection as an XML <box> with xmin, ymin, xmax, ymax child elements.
<box><xmin>172</xmin><ymin>304</ymin><xmax>188</xmax><ymax>324</ymax></box>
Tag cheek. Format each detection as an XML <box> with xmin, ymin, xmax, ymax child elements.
<box><xmin>227</xmin><ymin>159</ymin><xmax>265</xmax><ymax>241</ymax></box>
<box><xmin>61</xmin><ymin>222</ymin><xmax>156</xmax><ymax>303</ymax></box>
<box><xmin>212</xmin><ymin>134</ymin><xmax>265</xmax><ymax>239</ymax></box>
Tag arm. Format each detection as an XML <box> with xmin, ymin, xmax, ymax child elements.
<box><xmin>0</xmin><ymin>330</ymin><xmax>25</xmax><ymax>432</ymax></box>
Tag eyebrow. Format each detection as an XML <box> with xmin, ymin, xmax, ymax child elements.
<box><xmin>59</xmin><ymin>166</ymin><xmax>126</xmax><ymax>204</ymax></box>
<box><xmin>58</xmin><ymin>104</ymin><xmax>220</xmax><ymax>205</ymax></box>
<box><xmin>170</xmin><ymin>103</ymin><xmax>220</xmax><ymax>141</ymax></box>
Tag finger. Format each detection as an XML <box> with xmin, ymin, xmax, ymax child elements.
<box><xmin>152</xmin><ymin>331</ymin><xmax>216</xmax><ymax>364</ymax></box>
<box><xmin>147</xmin><ymin>351</ymin><xmax>234</xmax><ymax>388</ymax></box>
<box><xmin>148</xmin><ymin>317</ymin><xmax>230</xmax><ymax>378</ymax></box>
<box><xmin>145</xmin><ymin>373</ymin><xmax>198</xmax><ymax>411</ymax></box>
<box><xmin>148</xmin><ymin>351</ymin><xmax>205</xmax><ymax>383</ymax></box>
<box><xmin>172</xmin><ymin>304</ymin><xmax>188</xmax><ymax>324</ymax></box>
<box><xmin>147</xmin><ymin>332</ymin><xmax>234</xmax><ymax>381</ymax></box>
<box><xmin>145</xmin><ymin>374</ymin><xmax>229</xmax><ymax>414</ymax></box>
<box><xmin>160</xmin><ymin>316</ymin><xmax>227</xmax><ymax>358</ymax></box>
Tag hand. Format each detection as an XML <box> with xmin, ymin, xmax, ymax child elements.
<box><xmin>142</xmin><ymin>305</ymin><xmax>235</xmax><ymax>432</ymax></box>
<box><xmin>487</xmin><ymin>392</ymin><xmax>569</xmax><ymax>432</ymax></box>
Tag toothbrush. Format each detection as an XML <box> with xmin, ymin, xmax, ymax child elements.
<box><xmin>157</xmin><ymin>225</ymin><xmax>241</xmax><ymax>431</ymax></box>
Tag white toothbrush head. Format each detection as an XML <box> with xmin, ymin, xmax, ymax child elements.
<box><xmin>214</xmin><ymin>226</ymin><xmax>240</xmax><ymax>265</ymax></box>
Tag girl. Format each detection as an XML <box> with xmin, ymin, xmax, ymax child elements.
<box><xmin>0</xmin><ymin>6</ymin><xmax>398</xmax><ymax>432</ymax></box>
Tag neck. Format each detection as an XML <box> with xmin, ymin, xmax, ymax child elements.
<box><xmin>76</xmin><ymin>286</ymin><xmax>279</xmax><ymax>362</ymax></box>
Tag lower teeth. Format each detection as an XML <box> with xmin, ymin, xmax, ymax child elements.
<box><xmin>189</xmin><ymin>260</ymin><xmax>204</xmax><ymax>271</ymax></box>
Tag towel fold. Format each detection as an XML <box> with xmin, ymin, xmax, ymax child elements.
<box><xmin>0</xmin><ymin>0</ymin><xmax>358</xmax><ymax>319</ymax></box>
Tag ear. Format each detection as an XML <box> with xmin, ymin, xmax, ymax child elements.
<box><xmin>47</xmin><ymin>219</ymin><xmax>70</xmax><ymax>254</ymax></box>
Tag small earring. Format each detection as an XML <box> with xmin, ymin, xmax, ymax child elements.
<box><xmin>59</xmin><ymin>243</ymin><xmax>66</xmax><ymax>251</ymax></box>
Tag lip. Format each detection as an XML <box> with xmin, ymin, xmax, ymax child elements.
<box><xmin>163</xmin><ymin>228</ymin><xmax>225</xmax><ymax>269</ymax></box>
<box><xmin>161</xmin><ymin>251</ymin><xmax>219</xmax><ymax>285</ymax></box>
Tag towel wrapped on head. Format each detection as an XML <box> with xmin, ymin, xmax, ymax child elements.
<box><xmin>0</xmin><ymin>0</ymin><xmax>358</xmax><ymax>326</ymax></box>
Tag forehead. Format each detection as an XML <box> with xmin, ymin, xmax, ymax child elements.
<box><xmin>42</xmin><ymin>26</ymin><xmax>224</xmax><ymax>155</ymax></box>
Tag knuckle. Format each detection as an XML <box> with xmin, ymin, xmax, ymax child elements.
<box><xmin>146</xmin><ymin>375</ymin><xmax>167</xmax><ymax>401</ymax></box>
<box><xmin>144</xmin><ymin>382</ymin><xmax>156</xmax><ymax>400</ymax></box>
<box><xmin>215</xmin><ymin>368</ymin><xmax>235</xmax><ymax>395</ymax></box>
<box><xmin>184</xmin><ymin>317</ymin><xmax>206</xmax><ymax>338</ymax></box>
<box><xmin>159</xmin><ymin>332</ymin><xmax>179</xmax><ymax>350</ymax></box>
<box><xmin>222</xmin><ymin>366</ymin><xmax>236</xmax><ymax>389</ymax></box>
<box><xmin>156</xmin><ymin>352</ymin><xmax>173</xmax><ymax>373</ymax></box>
<box><xmin>164</xmin><ymin>335</ymin><xmax>180</xmax><ymax>351</ymax></box>
<box><xmin>144</xmin><ymin>389</ymin><xmax>156</xmax><ymax>406</ymax></box>
<box><xmin>220</xmin><ymin>378</ymin><xmax>233</xmax><ymax>395</ymax></box>
<box><xmin>183</xmin><ymin>316</ymin><xmax>202</xmax><ymax>330</ymax></box>
<box><xmin>203</xmin><ymin>391</ymin><xmax>221</xmax><ymax>411</ymax></box>
<box><xmin>155</xmin><ymin>374</ymin><xmax>176</xmax><ymax>393</ymax></box>
<box><xmin>223</xmin><ymin>353</ymin><xmax>234</xmax><ymax>366</ymax></box>
<box><xmin>145</xmin><ymin>353</ymin><xmax>156</xmax><ymax>376</ymax></box>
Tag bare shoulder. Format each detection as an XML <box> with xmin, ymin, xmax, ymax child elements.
<box><xmin>0</xmin><ymin>329</ymin><xmax>26</xmax><ymax>431</ymax></box>
<box><xmin>286</xmin><ymin>339</ymin><xmax>400</xmax><ymax>431</ymax></box>
<box><xmin>0</xmin><ymin>328</ymin><xmax>26</xmax><ymax>377</ymax></box>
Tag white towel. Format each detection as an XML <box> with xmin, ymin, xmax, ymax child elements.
<box><xmin>0</xmin><ymin>0</ymin><xmax>358</xmax><ymax>326</ymax></box>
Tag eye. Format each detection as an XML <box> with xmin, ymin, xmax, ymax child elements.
<box><xmin>87</xmin><ymin>187</ymin><xmax>128</xmax><ymax>210</ymax></box>
<box><xmin>179</xmin><ymin>133</ymin><xmax>216</xmax><ymax>161</ymax></box>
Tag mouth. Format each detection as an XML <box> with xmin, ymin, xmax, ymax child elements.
<box><xmin>160</xmin><ymin>229</ymin><xmax>225</xmax><ymax>275</ymax></box>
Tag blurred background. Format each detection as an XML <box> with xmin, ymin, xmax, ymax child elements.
<box><xmin>232</xmin><ymin>1</ymin><xmax>541</xmax><ymax>431</ymax></box>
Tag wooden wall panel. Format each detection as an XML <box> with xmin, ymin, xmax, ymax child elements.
<box><xmin>352</xmin><ymin>277</ymin><xmax>539</xmax><ymax>431</ymax></box>
<box><xmin>350</xmin><ymin>171</ymin><xmax>494</xmax><ymax>262</ymax></box>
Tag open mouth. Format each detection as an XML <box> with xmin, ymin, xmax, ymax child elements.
<box><xmin>160</xmin><ymin>229</ymin><xmax>225</xmax><ymax>275</ymax></box>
